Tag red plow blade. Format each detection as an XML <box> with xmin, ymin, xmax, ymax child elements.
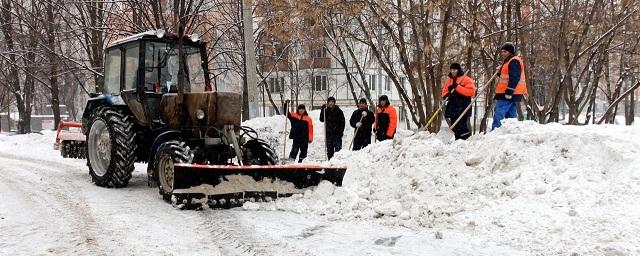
<box><xmin>171</xmin><ymin>164</ymin><xmax>346</xmax><ymax>209</ymax></box>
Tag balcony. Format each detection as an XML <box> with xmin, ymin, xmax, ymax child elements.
<box><xmin>298</xmin><ymin>57</ymin><xmax>331</xmax><ymax>70</ymax></box>
<box><xmin>259</xmin><ymin>59</ymin><xmax>290</xmax><ymax>72</ymax></box>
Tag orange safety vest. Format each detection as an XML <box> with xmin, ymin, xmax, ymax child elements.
<box><xmin>496</xmin><ymin>55</ymin><xmax>528</xmax><ymax>95</ymax></box>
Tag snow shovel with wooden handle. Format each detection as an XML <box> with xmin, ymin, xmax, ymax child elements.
<box><xmin>282</xmin><ymin>100</ymin><xmax>290</xmax><ymax>164</ymax></box>
<box><xmin>436</xmin><ymin>69</ymin><xmax>500</xmax><ymax>142</ymax></box>
<box><xmin>349</xmin><ymin>111</ymin><xmax>367</xmax><ymax>150</ymax></box>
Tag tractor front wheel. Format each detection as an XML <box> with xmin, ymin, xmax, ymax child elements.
<box><xmin>153</xmin><ymin>141</ymin><xmax>193</xmax><ymax>202</ymax></box>
<box><xmin>242</xmin><ymin>139</ymin><xmax>278</xmax><ymax>165</ymax></box>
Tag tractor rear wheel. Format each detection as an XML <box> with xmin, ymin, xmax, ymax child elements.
<box><xmin>86</xmin><ymin>107</ymin><xmax>137</xmax><ymax>188</ymax></box>
<box><xmin>153</xmin><ymin>141</ymin><xmax>193</xmax><ymax>202</ymax></box>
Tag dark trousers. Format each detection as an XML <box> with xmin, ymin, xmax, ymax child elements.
<box><xmin>450</xmin><ymin>116</ymin><xmax>471</xmax><ymax>140</ymax></box>
<box><xmin>352</xmin><ymin>136</ymin><xmax>371</xmax><ymax>151</ymax></box>
<box><xmin>376</xmin><ymin>133</ymin><xmax>392</xmax><ymax>142</ymax></box>
<box><xmin>289</xmin><ymin>139</ymin><xmax>308</xmax><ymax>163</ymax></box>
<box><xmin>326</xmin><ymin>136</ymin><xmax>342</xmax><ymax>160</ymax></box>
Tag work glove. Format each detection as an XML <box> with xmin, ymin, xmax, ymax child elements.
<box><xmin>283</xmin><ymin>100</ymin><xmax>290</xmax><ymax>112</ymax></box>
<box><xmin>356</xmin><ymin>122</ymin><xmax>362</xmax><ymax>128</ymax></box>
<box><xmin>322</xmin><ymin>104</ymin><xmax>326</xmax><ymax>110</ymax></box>
<box><xmin>448</xmin><ymin>82</ymin><xmax>458</xmax><ymax>93</ymax></box>
<box><xmin>505</xmin><ymin>94</ymin><xmax>513</xmax><ymax>100</ymax></box>
<box><xmin>361</xmin><ymin>111</ymin><xmax>367</xmax><ymax>117</ymax></box>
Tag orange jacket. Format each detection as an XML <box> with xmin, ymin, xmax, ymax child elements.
<box><xmin>288</xmin><ymin>112</ymin><xmax>314</xmax><ymax>143</ymax></box>
<box><xmin>375</xmin><ymin>104</ymin><xmax>397</xmax><ymax>138</ymax></box>
<box><xmin>441</xmin><ymin>75</ymin><xmax>476</xmax><ymax>98</ymax></box>
<box><xmin>496</xmin><ymin>55</ymin><xmax>528</xmax><ymax>95</ymax></box>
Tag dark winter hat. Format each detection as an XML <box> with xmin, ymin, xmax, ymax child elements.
<box><xmin>449</xmin><ymin>63</ymin><xmax>464</xmax><ymax>76</ymax></box>
<box><xmin>297</xmin><ymin>104</ymin><xmax>306</xmax><ymax>110</ymax></box>
<box><xmin>449</xmin><ymin>63</ymin><xmax>462</xmax><ymax>71</ymax></box>
<box><xmin>379</xmin><ymin>95</ymin><xmax>389</xmax><ymax>101</ymax></box>
<box><xmin>501</xmin><ymin>42</ymin><xmax>516</xmax><ymax>55</ymax></box>
<box><xmin>358</xmin><ymin>98</ymin><xmax>368</xmax><ymax>104</ymax></box>
<box><xmin>327</xmin><ymin>96</ymin><xmax>336</xmax><ymax>103</ymax></box>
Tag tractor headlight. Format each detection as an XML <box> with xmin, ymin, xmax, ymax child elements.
<box><xmin>196</xmin><ymin>109</ymin><xmax>205</xmax><ymax>120</ymax></box>
<box><xmin>155</xmin><ymin>29</ymin><xmax>165</xmax><ymax>38</ymax></box>
<box><xmin>189</xmin><ymin>33</ymin><xmax>200</xmax><ymax>42</ymax></box>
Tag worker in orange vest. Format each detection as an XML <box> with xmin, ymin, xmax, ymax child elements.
<box><xmin>374</xmin><ymin>95</ymin><xmax>397</xmax><ymax>141</ymax></box>
<box><xmin>492</xmin><ymin>42</ymin><xmax>528</xmax><ymax>130</ymax></box>
<box><xmin>284</xmin><ymin>101</ymin><xmax>313</xmax><ymax>163</ymax></box>
<box><xmin>441</xmin><ymin>63</ymin><xmax>476</xmax><ymax>140</ymax></box>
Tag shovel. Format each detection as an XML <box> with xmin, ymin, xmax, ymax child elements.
<box><xmin>349</xmin><ymin>111</ymin><xmax>367</xmax><ymax>150</ymax></box>
<box><xmin>281</xmin><ymin>100</ymin><xmax>290</xmax><ymax>164</ymax></box>
<box><xmin>436</xmin><ymin>70</ymin><xmax>500</xmax><ymax>142</ymax></box>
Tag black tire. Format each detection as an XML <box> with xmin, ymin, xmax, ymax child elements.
<box><xmin>60</xmin><ymin>141</ymin><xmax>69</xmax><ymax>158</ymax></box>
<box><xmin>86</xmin><ymin>107</ymin><xmax>137</xmax><ymax>188</ymax></box>
<box><xmin>78</xmin><ymin>141</ymin><xmax>87</xmax><ymax>159</ymax></box>
<box><xmin>153</xmin><ymin>141</ymin><xmax>193</xmax><ymax>202</ymax></box>
<box><xmin>242</xmin><ymin>139</ymin><xmax>278</xmax><ymax>165</ymax></box>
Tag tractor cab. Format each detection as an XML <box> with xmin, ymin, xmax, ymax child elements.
<box><xmin>101</xmin><ymin>30</ymin><xmax>211</xmax><ymax>127</ymax></box>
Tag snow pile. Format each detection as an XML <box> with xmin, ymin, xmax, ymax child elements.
<box><xmin>0</xmin><ymin>130</ymin><xmax>59</xmax><ymax>159</ymax></box>
<box><xmin>245</xmin><ymin>119</ymin><xmax>640</xmax><ymax>255</ymax></box>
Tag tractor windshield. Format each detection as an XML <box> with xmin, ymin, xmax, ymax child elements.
<box><xmin>144</xmin><ymin>42</ymin><xmax>207</xmax><ymax>93</ymax></box>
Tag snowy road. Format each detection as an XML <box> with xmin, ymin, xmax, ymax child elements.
<box><xmin>0</xmin><ymin>132</ymin><xmax>526</xmax><ymax>256</ymax></box>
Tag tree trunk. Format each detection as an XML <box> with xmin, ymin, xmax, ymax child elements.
<box><xmin>47</xmin><ymin>0</ymin><xmax>61</xmax><ymax>129</ymax></box>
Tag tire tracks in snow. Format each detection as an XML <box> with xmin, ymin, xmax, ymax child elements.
<box><xmin>0</xmin><ymin>153</ymin><xmax>106</xmax><ymax>255</ymax></box>
<box><xmin>0</xmin><ymin>152</ymin><xmax>314</xmax><ymax>256</ymax></box>
<box><xmin>198</xmin><ymin>210</ymin><xmax>318</xmax><ymax>256</ymax></box>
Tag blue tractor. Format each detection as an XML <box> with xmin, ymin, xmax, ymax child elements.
<box><xmin>81</xmin><ymin>31</ymin><xmax>345</xmax><ymax>209</ymax></box>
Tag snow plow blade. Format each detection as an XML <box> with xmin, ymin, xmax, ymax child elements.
<box><xmin>171</xmin><ymin>164</ymin><xmax>347</xmax><ymax>209</ymax></box>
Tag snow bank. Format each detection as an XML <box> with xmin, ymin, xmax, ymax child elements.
<box><xmin>244</xmin><ymin>119</ymin><xmax>640</xmax><ymax>255</ymax></box>
<box><xmin>0</xmin><ymin>130</ymin><xmax>59</xmax><ymax>159</ymax></box>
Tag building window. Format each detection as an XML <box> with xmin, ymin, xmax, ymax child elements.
<box><xmin>269</xmin><ymin>77</ymin><xmax>284</xmax><ymax>93</ymax></box>
<box><xmin>312</xmin><ymin>75</ymin><xmax>327</xmax><ymax>91</ymax></box>
<box><xmin>385</xmin><ymin>76</ymin><xmax>391</xmax><ymax>91</ymax></box>
<box><xmin>311</xmin><ymin>47</ymin><xmax>327</xmax><ymax>58</ymax></box>
<box><xmin>379</xmin><ymin>75</ymin><xmax>384</xmax><ymax>92</ymax></box>
<box><xmin>275</xmin><ymin>43</ymin><xmax>287</xmax><ymax>57</ymax></box>
<box><xmin>368</xmin><ymin>75</ymin><xmax>376</xmax><ymax>91</ymax></box>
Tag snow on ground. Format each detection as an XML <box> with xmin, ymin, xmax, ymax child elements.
<box><xmin>0</xmin><ymin>129</ymin><xmax>523</xmax><ymax>255</ymax></box>
<box><xmin>247</xmin><ymin>119</ymin><xmax>640</xmax><ymax>256</ymax></box>
<box><xmin>1</xmin><ymin>114</ymin><xmax>638</xmax><ymax>255</ymax></box>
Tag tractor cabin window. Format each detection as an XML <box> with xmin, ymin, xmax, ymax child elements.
<box><xmin>104</xmin><ymin>49</ymin><xmax>122</xmax><ymax>94</ymax></box>
<box><xmin>144</xmin><ymin>42</ymin><xmax>206</xmax><ymax>93</ymax></box>
<box><xmin>124</xmin><ymin>46</ymin><xmax>139</xmax><ymax>91</ymax></box>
